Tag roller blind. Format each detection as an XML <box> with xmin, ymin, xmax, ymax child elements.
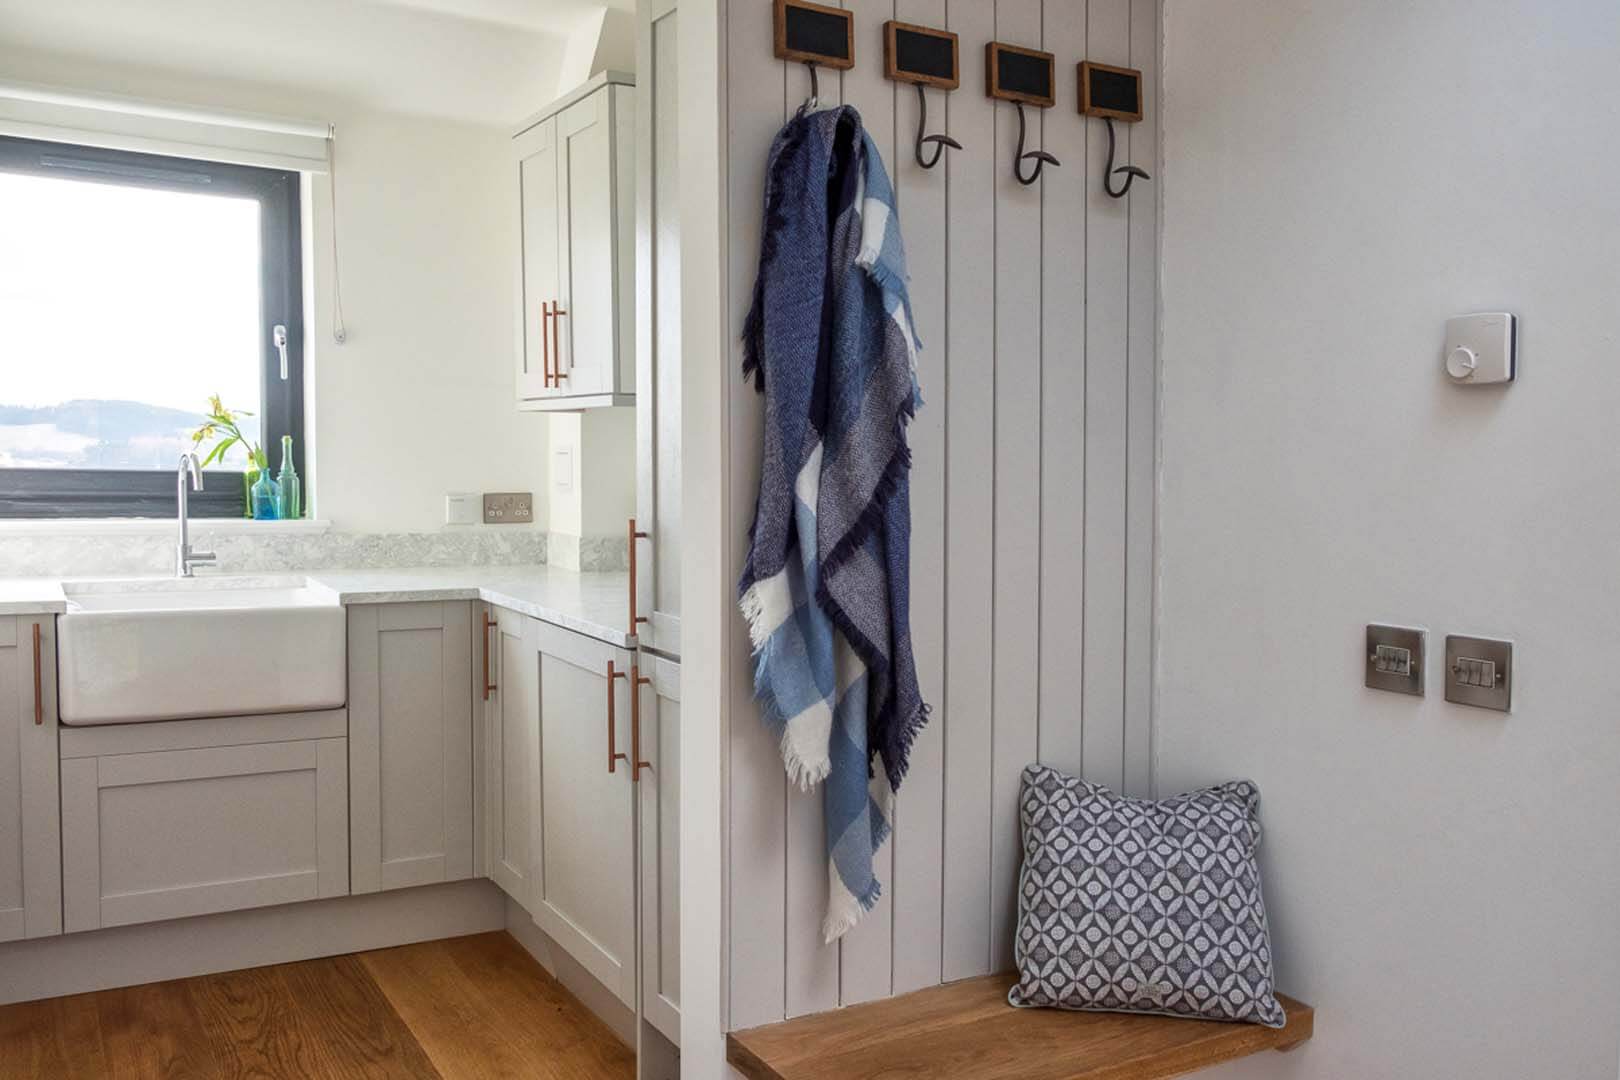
<box><xmin>0</xmin><ymin>80</ymin><xmax>331</xmax><ymax>172</ymax></box>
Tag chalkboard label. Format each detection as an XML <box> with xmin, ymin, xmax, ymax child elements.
<box><xmin>776</xmin><ymin>0</ymin><xmax>855</xmax><ymax>69</ymax></box>
<box><xmin>1079</xmin><ymin>61</ymin><xmax>1143</xmax><ymax>122</ymax></box>
<box><xmin>885</xmin><ymin>21</ymin><xmax>959</xmax><ymax>89</ymax></box>
<box><xmin>986</xmin><ymin>42</ymin><xmax>1056</xmax><ymax>108</ymax></box>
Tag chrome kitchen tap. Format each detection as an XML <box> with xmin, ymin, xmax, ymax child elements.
<box><xmin>176</xmin><ymin>453</ymin><xmax>217</xmax><ymax>578</ymax></box>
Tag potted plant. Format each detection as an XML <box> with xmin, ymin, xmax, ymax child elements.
<box><xmin>191</xmin><ymin>395</ymin><xmax>268</xmax><ymax>519</ymax></box>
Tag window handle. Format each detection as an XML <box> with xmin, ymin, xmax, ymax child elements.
<box><xmin>273</xmin><ymin>324</ymin><xmax>289</xmax><ymax>381</ymax></box>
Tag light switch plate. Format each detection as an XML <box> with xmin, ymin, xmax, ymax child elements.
<box><xmin>1366</xmin><ymin>624</ymin><xmax>1425</xmax><ymax>696</ymax></box>
<box><xmin>444</xmin><ymin>492</ymin><xmax>480</xmax><ymax>526</ymax></box>
<box><xmin>482</xmin><ymin>492</ymin><xmax>534</xmax><ymax>525</ymax></box>
<box><xmin>1445</xmin><ymin>635</ymin><xmax>1512</xmax><ymax>712</ymax></box>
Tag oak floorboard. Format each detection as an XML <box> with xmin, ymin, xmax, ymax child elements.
<box><xmin>0</xmin><ymin>993</ymin><xmax>109</xmax><ymax>1079</ymax></box>
<box><xmin>97</xmin><ymin>977</ymin><xmax>224</xmax><ymax>1080</ymax></box>
<box><xmin>275</xmin><ymin>954</ymin><xmax>441</xmax><ymax>1079</ymax></box>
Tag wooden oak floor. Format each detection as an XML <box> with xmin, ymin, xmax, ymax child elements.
<box><xmin>0</xmin><ymin>931</ymin><xmax>636</xmax><ymax>1080</ymax></box>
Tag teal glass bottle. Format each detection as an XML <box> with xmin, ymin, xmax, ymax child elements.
<box><xmin>275</xmin><ymin>435</ymin><xmax>301</xmax><ymax>520</ymax></box>
<box><xmin>250</xmin><ymin>455</ymin><xmax>281</xmax><ymax>520</ymax></box>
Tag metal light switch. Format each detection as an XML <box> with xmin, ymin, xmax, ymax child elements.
<box><xmin>1445</xmin><ymin>635</ymin><xmax>1512</xmax><ymax>712</ymax></box>
<box><xmin>1366</xmin><ymin>625</ymin><xmax>1425</xmax><ymax>696</ymax></box>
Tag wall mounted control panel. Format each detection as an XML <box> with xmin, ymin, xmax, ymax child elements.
<box><xmin>1445</xmin><ymin>635</ymin><xmax>1513</xmax><ymax>712</ymax></box>
<box><xmin>1443</xmin><ymin>312</ymin><xmax>1516</xmax><ymax>385</ymax></box>
<box><xmin>1366</xmin><ymin>624</ymin><xmax>1426</xmax><ymax>696</ymax></box>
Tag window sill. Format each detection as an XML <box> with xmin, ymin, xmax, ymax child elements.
<box><xmin>0</xmin><ymin>518</ymin><xmax>332</xmax><ymax>536</ymax></box>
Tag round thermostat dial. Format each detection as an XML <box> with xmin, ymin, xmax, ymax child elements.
<box><xmin>1446</xmin><ymin>346</ymin><xmax>1478</xmax><ymax>380</ymax></box>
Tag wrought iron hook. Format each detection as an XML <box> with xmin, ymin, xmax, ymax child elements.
<box><xmin>913</xmin><ymin>84</ymin><xmax>962</xmax><ymax>170</ymax></box>
<box><xmin>1102</xmin><ymin>117</ymin><xmax>1151</xmax><ymax>199</ymax></box>
<box><xmin>1013</xmin><ymin>102</ymin><xmax>1060</xmax><ymax>186</ymax></box>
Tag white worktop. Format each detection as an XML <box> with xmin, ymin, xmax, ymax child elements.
<box><xmin>0</xmin><ymin>564</ymin><xmax>635</xmax><ymax>647</ymax></box>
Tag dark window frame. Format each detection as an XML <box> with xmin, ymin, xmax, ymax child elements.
<box><xmin>0</xmin><ymin>134</ymin><xmax>304</xmax><ymax>518</ymax></box>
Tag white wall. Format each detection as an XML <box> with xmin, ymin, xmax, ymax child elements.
<box><xmin>1157</xmin><ymin>3</ymin><xmax>1620</xmax><ymax>1078</ymax></box>
<box><xmin>0</xmin><ymin>40</ymin><xmax>550</xmax><ymax>536</ymax></box>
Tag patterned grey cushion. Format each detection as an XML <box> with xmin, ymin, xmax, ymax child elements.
<box><xmin>1008</xmin><ymin>764</ymin><xmax>1286</xmax><ymax>1028</ymax></box>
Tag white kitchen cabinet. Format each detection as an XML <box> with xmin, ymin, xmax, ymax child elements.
<box><xmin>515</xmin><ymin>72</ymin><xmax>636</xmax><ymax>411</ymax></box>
<box><xmin>633</xmin><ymin>0</ymin><xmax>682</xmax><ymax>661</ymax></box>
<box><xmin>60</xmin><ymin>710</ymin><xmax>348</xmax><ymax>932</ymax></box>
<box><xmin>483</xmin><ymin>605</ymin><xmax>541</xmax><ymax>911</ymax></box>
<box><xmin>533</xmin><ymin>620</ymin><xmax>638</xmax><ymax>1008</ymax></box>
<box><xmin>0</xmin><ymin>615</ymin><xmax>61</xmax><ymax>942</ymax></box>
<box><xmin>637</xmin><ymin>653</ymin><xmax>681</xmax><ymax>1047</ymax></box>
<box><xmin>348</xmin><ymin>602</ymin><xmax>474</xmax><ymax>895</ymax></box>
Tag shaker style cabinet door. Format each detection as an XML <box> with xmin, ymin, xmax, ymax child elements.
<box><xmin>0</xmin><ymin>615</ymin><xmax>62</xmax><ymax>942</ymax></box>
<box><xmin>532</xmin><ymin>621</ymin><xmax>638</xmax><ymax>1009</ymax></box>
<box><xmin>514</xmin><ymin>76</ymin><xmax>636</xmax><ymax>410</ymax></box>
<box><xmin>633</xmin><ymin>0</ymin><xmax>682</xmax><ymax>660</ymax></box>
<box><xmin>637</xmin><ymin>654</ymin><xmax>681</xmax><ymax>1046</ymax></box>
<box><xmin>348</xmin><ymin>602</ymin><xmax>475</xmax><ymax>895</ymax></box>
<box><xmin>483</xmin><ymin>606</ymin><xmax>541</xmax><ymax>912</ymax></box>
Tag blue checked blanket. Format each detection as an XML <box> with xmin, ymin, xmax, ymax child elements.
<box><xmin>738</xmin><ymin>105</ymin><xmax>929</xmax><ymax>943</ymax></box>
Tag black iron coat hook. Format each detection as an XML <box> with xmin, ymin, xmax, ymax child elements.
<box><xmin>1014</xmin><ymin>102</ymin><xmax>1060</xmax><ymax>186</ymax></box>
<box><xmin>913</xmin><ymin>84</ymin><xmax>962</xmax><ymax>169</ymax></box>
<box><xmin>1102</xmin><ymin>117</ymin><xmax>1150</xmax><ymax>198</ymax></box>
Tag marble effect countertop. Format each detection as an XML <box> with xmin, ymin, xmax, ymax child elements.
<box><xmin>0</xmin><ymin>565</ymin><xmax>635</xmax><ymax>648</ymax></box>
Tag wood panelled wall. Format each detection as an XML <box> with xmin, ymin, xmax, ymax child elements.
<box><xmin>723</xmin><ymin>0</ymin><xmax>1160</xmax><ymax>1029</ymax></box>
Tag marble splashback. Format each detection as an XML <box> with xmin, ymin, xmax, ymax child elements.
<box><xmin>547</xmin><ymin>532</ymin><xmax>631</xmax><ymax>574</ymax></box>
<box><xmin>0</xmin><ymin>527</ymin><xmax>551</xmax><ymax>579</ymax></box>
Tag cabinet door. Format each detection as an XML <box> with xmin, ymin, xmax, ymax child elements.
<box><xmin>485</xmin><ymin>607</ymin><xmax>540</xmax><ymax>910</ymax></box>
<box><xmin>634</xmin><ymin>8</ymin><xmax>682</xmax><ymax>659</ymax></box>
<box><xmin>349</xmin><ymin>602</ymin><xmax>474</xmax><ymax>894</ymax></box>
<box><xmin>637</xmin><ymin>654</ymin><xmax>681</xmax><ymax>1046</ymax></box>
<box><xmin>557</xmin><ymin>86</ymin><xmax>634</xmax><ymax>399</ymax></box>
<box><xmin>0</xmin><ymin>616</ymin><xmax>61</xmax><ymax>942</ymax></box>
<box><xmin>517</xmin><ymin>116</ymin><xmax>562</xmax><ymax>402</ymax></box>
<box><xmin>534</xmin><ymin>622</ymin><xmax>637</xmax><ymax>1007</ymax></box>
<box><xmin>62</xmin><ymin>736</ymin><xmax>347</xmax><ymax>932</ymax></box>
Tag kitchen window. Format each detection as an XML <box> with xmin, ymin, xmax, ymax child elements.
<box><xmin>0</xmin><ymin>134</ymin><xmax>303</xmax><ymax>518</ymax></box>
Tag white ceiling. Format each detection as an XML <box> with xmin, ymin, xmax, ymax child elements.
<box><xmin>0</xmin><ymin>0</ymin><xmax>621</xmax><ymax>124</ymax></box>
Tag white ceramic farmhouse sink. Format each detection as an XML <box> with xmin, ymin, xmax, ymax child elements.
<box><xmin>57</xmin><ymin>577</ymin><xmax>346</xmax><ymax>726</ymax></box>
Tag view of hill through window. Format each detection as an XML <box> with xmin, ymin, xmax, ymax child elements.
<box><xmin>0</xmin><ymin>170</ymin><xmax>261</xmax><ymax>470</ymax></box>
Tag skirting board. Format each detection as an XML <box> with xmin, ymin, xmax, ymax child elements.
<box><xmin>503</xmin><ymin>895</ymin><xmax>637</xmax><ymax>1047</ymax></box>
<box><xmin>0</xmin><ymin>878</ymin><xmax>506</xmax><ymax>1006</ymax></box>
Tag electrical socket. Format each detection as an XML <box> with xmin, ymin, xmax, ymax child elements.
<box><xmin>483</xmin><ymin>492</ymin><xmax>534</xmax><ymax>525</ymax></box>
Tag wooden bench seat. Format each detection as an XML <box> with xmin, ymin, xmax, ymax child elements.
<box><xmin>727</xmin><ymin>974</ymin><xmax>1313</xmax><ymax>1080</ymax></box>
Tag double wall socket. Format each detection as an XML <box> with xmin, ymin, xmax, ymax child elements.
<box><xmin>483</xmin><ymin>492</ymin><xmax>534</xmax><ymax>525</ymax></box>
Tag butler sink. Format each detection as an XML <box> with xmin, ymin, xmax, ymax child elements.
<box><xmin>57</xmin><ymin>577</ymin><xmax>346</xmax><ymax>725</ymax></box>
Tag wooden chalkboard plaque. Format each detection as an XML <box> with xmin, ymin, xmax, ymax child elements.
<box><xmin>775</xmin><ymin>0</ymin><xmax>855</xmax><ymax>70</ymax></box>
<box><xmin>986</xmin><ymin>41</ymin><xmax>1056</xmax><ymax>108</ymax></box>
<box><xmin>1079</xmin><ymin>61</ymin><xmax>1143</xmax><ymax>122</ymax></box>
<box><xmin>884</xmin><ymin>21</ymin><xmax>959</xmax><ymax>90</ymax></box>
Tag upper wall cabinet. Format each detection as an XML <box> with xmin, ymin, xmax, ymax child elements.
<box><xmin>514</xmin><ymin>73</ymin><xmax>637</xmax><ymax>411</ymax></box>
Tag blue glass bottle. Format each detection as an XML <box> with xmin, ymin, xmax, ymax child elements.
<box><xmin>275</xmin><ymin>435</ymin><xmax>301</xmax><ymax>520</ymax></box>
<box><xmin>250</xmin><ymin>455</ymin><xmax>281</xmax><ymax>520</ymax></box>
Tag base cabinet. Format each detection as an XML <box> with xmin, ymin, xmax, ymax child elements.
<box><xmin>349</xmin><ymin>602</ymin><xmax>475</xmax><ymax>894</ymax></box>
<box><xmin>61</xmin><ymin>710</ymin><xmax>349</xmax><ymax>932</ymax></box>
<box><xmin>533</xmin><ymin>621</ymin><xmax>639</xmax><ymax>1009</ymax></box>
<box><xmin>0</xmin><ymin>615</ymin><xmax>61</xmax><ymax>942</ymax></box>
<box><xmin>484</xmin><ymin>606</ymin><xmax>541</xmax><ymax>910</ymax></box>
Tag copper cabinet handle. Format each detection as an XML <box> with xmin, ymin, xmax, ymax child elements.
<box><xmin>606</xmin><ymin>661</ymin><xmax>630</xmax><ymax>774</ymax></box>
<box><xmin>551</xmin><ymin>303</ymin><xmax>568</xmax><ymax>383</ymax></box>
<box><xmin>631</xmin><ymin>663</ymin><xmax>653</xmax><ymax>779</ymax></box>
<box><xmin>482</xmin><ymin>613</ymin><xmax>497</xmax><ymax>700</ymax></box>
<box><xmin>540</xmin><ymin>302</ymin><xmax>554</xmax><ymax>389</ymax></box>
<box><xmin>32</xmin><ymin>623</ymin><xmax>42</xmax><ymax>726</ymax></box>
<box><xmin>627</xmin><ymin>517</ymin><xmax>650</xmax><ymax>634</ymax></box>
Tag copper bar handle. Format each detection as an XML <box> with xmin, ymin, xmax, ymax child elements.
<box><xmin>540</xmin><ymin>302</ymin><xmax>554</xmax><ymax>388</ymax></box>
<box><xmin>606</xmin><ymin>662</ymin><xmax>629</xmax><ymax>774</ymax></box>
<box><xmin>551</xmin><ymin>303</ymin><xmax>568</xmax><ymax>383</ymax></box>
<box><xmin>31</xmin><ymin>623</ymin><xmax>42</xmax><ymax>726</ymax></box>
<box><xmin>631</xmin><ymin>663</ymin><xmax>654</xmax><ymax>779</ymax></box>
<box><xmin>482</xmin><ymin>613</ymin><xmax>497</xmax><ymax>701</ymax></box>
<box><xmin>627</xmin><ymin>517</ymin><xmax>650</xmax><ymax>633</ymax></box>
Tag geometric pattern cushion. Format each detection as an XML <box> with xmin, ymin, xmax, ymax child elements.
<box><xmin>1008</xmin><ymin>764</ymin><xmax>1286</xmax><ymax>1028</ymax></box>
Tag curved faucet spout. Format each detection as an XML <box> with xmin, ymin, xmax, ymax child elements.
<box><xmin>176</xmin><ymin>453</ymin><xmax>216</xmax><ymax>577</ymax></box>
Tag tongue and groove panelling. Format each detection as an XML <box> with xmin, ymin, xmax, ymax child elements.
<box><xmin>723</xmin><ymin>0</ymin><xmax>1161</xmax><ymax>1030</ymax></box>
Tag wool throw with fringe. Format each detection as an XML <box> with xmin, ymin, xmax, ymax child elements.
<box><xmin>738</xmin><ymin>105</ymin><xmax>929</xmax><ymax>943</ymax></box>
